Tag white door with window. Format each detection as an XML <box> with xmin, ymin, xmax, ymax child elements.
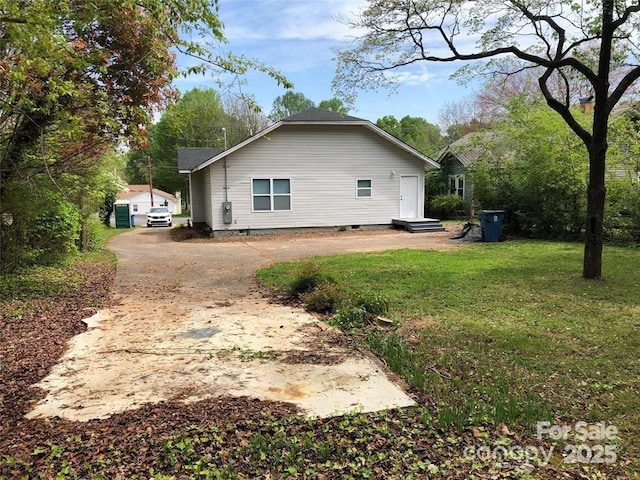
<box><xmin>400</xmin><ymin>175</ymin><xmax>419</xmax><ymax>218</ymax></box>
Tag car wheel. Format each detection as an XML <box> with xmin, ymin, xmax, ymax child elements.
<box><xmin>168</xmin><ymin>222</ymin><xmax>172</xmax><ymax>227</ymax></box>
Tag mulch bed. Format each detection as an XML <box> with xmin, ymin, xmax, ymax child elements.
<box><xmin>0</xmin><ymin>262</ymin><xmax>300</xmax><ymax>477</ymax></box>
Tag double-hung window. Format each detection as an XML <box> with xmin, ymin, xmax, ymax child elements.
<box><xmin>356</xmin><ymin>179</ymin><xmax>372</xmax><ymax>198</ymax></box>
<box><xmin>252</xmin><ymin>178</ymin><xmax>291</xmax><ymax>211</ymax></box>
<box><xmin>449</xmin><ymin>175</ymin><xmax>464</xmax><ymax>197</ymax></box>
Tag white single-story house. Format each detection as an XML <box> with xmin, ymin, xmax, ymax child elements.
<box><xmin>178</xmin><ymin>108</ymin><xmax>444</xmax><ymax>234</ymax></box>
<box><xmin>116</xmin><ymin>185</ymin><xmax>181</xmax><ymax>215</ymax></box>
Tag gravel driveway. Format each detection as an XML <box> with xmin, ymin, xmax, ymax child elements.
<box><xmin>28</xmin><ymin>226</ymin><xmax>457</xmax><ymax>421</ymax></box>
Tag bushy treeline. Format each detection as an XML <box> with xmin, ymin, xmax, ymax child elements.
<box><xmin>467</xmin><ymin>101</ymin><xmax>640</xmax><ymax>243</ymax></box>
<box><xmin>0</xmin><ymin>152</ymin><xmax>122</xmax><ymax>273</ymax></box>
<box><xmin>0</xmin><ymin>0</ymin><xmax>270</xmax><ymax>273</ymax></box>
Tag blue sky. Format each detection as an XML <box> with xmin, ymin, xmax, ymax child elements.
<box><xmin>174</xmin><ymin>0</ymin><xmax>480</xmax><ymax>125</ymax></box>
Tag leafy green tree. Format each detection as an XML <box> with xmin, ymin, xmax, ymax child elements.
<box><xmin>0</xmin><ymin>1</ymin><xmax>289</xmax><ymax>270</ymax></box>
<box><xmin>469</xmin><ymin>101</ymin><xmax>589</xmax><ymax>239</ymax></box>
<box><xmin>149</xmin><ymin>88</ymin><xmax>229</xmax><ymax>195</ymax></box>
<box><xmin>68</xmin><ymin>150</ymin><xmax>124</xmax><ymax>249</ymax></box>
<box><xmin>127</xmin><ymin>88</ymin><xmax>259</xmax><ymax>197</ymax></box>
<box><xmin>269</xmin><ymin>91</ymin><xmax>315</xmax><ymax>121</ymax></box>
<box><xmin>376</xmin><ymin>115</ymin><xmax>444</xmax><ymax>156</ymax></box>
<box><xmin>335</xmin><ymin>0</ymin><xmax>640</xmax><ymax>278</ymax></box>
<box><xmin>605</xmin><ymin>110</ymin><xmax>640</xmax><ymax>242</ymax></box>
<box><xmin>376</xmin><ymin>116</ymin><xmax>401</xmax><ymax>136</ymax></box>
<box><xmin>318</xmin><ymin>98</ymin><xmax>349</xmax><ymax>115</ymax></box>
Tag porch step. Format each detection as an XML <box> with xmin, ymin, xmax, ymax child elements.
<box><xmin>392</xmin><ymin>218</ymin><xmax>446</xmax><ymax>233</ymax></box>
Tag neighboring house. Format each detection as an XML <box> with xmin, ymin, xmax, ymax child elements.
<box><xmin>178</xmin><ymin>108</ymin><xmax>442</xmax><ymax>234</ymax></box>
<box><xmin>116</xmin><ymin>185</ymin><xmax>181</xmax><ymax>215</ymax></box>
<box><xmin>435</xmin><ymin>132</ymin><xmax>496</xmax><ymax>215</ymax></box>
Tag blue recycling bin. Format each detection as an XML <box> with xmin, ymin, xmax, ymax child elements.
<box><xmin>478</xmin><ymin>210</ymin><xmax>505</xmax><ymax>242</ymax></box>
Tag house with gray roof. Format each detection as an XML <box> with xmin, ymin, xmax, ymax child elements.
<box><xmin>178</xmin><ymin>107</ymin><xmax>443</xmax><ymax>235</ymax></box>
<box><xmin>435</xmin><ymin>132</ymin><xmax>498</xmax><ymax>216</ymax></box>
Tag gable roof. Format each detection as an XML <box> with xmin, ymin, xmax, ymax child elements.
<box><xmin>437</xmin><ymin>131</ymin><xmax>496</xmax><ymax>167</ymax></box>
<box><xmin>178</xmin><ymin>147</ymin><xmax>225</xmax><ymax>172</ymax></box>
<box><xmin>282</xmin><ymin>107</ymin><xmax>365</xmax><ymax>123</ymax></box>
<box><xmin>117</xmin><ymin>185</ymin><xmax>177</xmax><ymax>201</ymax></box>
<box><xmin>180</xmin><ymin>108</ymin><xmax>439</xmax><ymax>173</ymax></box>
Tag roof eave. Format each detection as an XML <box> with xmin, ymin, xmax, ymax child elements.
<box><xmin>186</xmin><ymin>118</ymin><xmax>440</xmax><ymax>172</ymax></box>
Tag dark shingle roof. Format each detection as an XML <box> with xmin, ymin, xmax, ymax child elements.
<box><xmin>282</xmin><ymin>107</ymin><xmax>365</xmax><ymax>123</ymax></box>
<box><xmin>178</xmin><ymin>147</ymin><xmax>224</xmax><ymax>171</ymax></box>
<box><xmin>437</xmin><ymin>132</ymin><xmax>497</xmax><ymax>167</ymax></box>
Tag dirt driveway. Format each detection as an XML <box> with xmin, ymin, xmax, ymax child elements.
<box><xmin>28</xmin><ymin>226</ymin><xmax>458</xmax><ymax>421</ymax></box>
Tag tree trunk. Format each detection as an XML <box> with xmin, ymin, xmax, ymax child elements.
<box><xmin>583</xmin><ymin>0</ymin><xmax>613</xmax><ymax>280</ymax></box>
<box><xmin>583</xmin><ymin>142</ymin><xmax>607</xmax><ymax>279</ymax></box>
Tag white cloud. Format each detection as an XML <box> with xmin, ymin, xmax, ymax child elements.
<box><xmin>384</xmin><ymin>66</ymin><xmax>439</xmax><ymax>87</ymax></box>
<box><xmin>220</xmin><ymin>0</ymin><xmax>366</xmax><ymax>43</ymax></box>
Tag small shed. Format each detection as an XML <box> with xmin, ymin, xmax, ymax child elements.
<box><xmin>114</xmin><ymin>200</ymin><xmax>131</xmax><ymax>228</ymax></box>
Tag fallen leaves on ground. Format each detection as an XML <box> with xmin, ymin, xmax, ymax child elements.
<box><xmin>0</xmin><ymin>262</ymin><xmax>627</xmax><ymax>479</ymax></box>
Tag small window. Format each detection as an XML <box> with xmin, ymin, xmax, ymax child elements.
<box><xmin>132</xmin><ymin>204</ymin><xmax>138</xmax><ymax>212</ymax></box>
<box><xmin>449</xmin><ymin>175</ymin><xmax>464</xmax><ymax>197</ymax></box>
<box><xmin>357</xmin><ymin>179</ymin><xmax>372</xmax><ymax>198</ymax></box>
<box><xmin>252</xmin><ymin>178</ymin><xmax>291</xmax><ymax>211</ymax></box>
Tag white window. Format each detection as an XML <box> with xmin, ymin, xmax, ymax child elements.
<box><xmin>449</xmin><ymin>175</ymin><xmax>464</xmax><ymax>197</ymax></box>
<box><xmin>356</xmin><ymin>179</ymin><xmax>372</xmax><ymax>198</ymax></box>
<box><xmin>252</xmin><ymin>178</ymin><xmax>291</xmax><ymax>211</ymax></box>
<box><xmin>132</xmin><ymin>204</ymin><xmax>138</xmax><ymax>212</ymax></box>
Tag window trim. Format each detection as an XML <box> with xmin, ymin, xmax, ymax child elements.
<box><xmin>449</xmin><ymin>174</ymin><xmax>464</xmax><ymax>198</ymax></box>
<box><xmin>356</xmin><ymin>178</ymin><xmax>372</xmax><ymax>198</ymax></box>
<box><xmin>251</xmin><ymin>178</ymin><xmax>292</xmax><ymax>212</ymax></box>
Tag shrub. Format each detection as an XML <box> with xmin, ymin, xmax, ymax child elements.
<box><xmin>328</xmin><ymin>291</ymin><xmax>390</xmax><ymax>332</ymax></box>
<box><xmin>301</xmin><ymin>283</ymin><xmax>346</xmax><ymax>314</ymax></box>
<box><xmin>329</xmin><ymin>306</ymin><xmax>367</xmax><ymax>331</ymax></box>
<box><xmin>288</xmin><ymin>262</ymin><xmax>335</xmax><ymax>296</ymax></box>
<box><xmin>605</xmin><ymin>176</ymin><xmax>640</xmax><ymax>244</ymax></box>
<box><xmin>431</xmin><ymin>194</ymin><xmax>466</xmax><ymax>220</ymax></box>
<box><xmin>352</xmin><ymin>292</ymin><xmax>389</xmax><ymax>318</ymax></box>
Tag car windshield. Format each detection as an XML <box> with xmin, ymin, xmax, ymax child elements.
<box><xmin>149</xmin><ymin>207</ymin><xmax>169</xmax><ymax>213</ymax></box>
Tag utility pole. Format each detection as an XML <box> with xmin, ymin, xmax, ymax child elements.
<box><xmin>147</xmin><ymin>155</ymin><xmax>154</xmax><ymax>207</ymax></box>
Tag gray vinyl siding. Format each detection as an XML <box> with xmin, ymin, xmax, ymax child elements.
<box><xmin>190</xmin><ymin>171</ymin><xmax>206</xmax><ymax>223</ymax></box>
<box><xmin>203</xmin><ymin>168</ymin><xmax>213</xmax><ymax>226</ymax></box>
<box><xmin>205</xmin><ymin>125</ymin><xmax>426</xmax><ymax>231</ymax></box>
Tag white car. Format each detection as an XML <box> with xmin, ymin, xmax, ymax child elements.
<box><xmin>146</xmin><ymin>207</ymin><xmax>172</xmax><ymax>227</ymax></box>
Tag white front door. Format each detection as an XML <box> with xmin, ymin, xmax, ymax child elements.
<box><xmin>400</xmin><ymin>175</ymin><xmax>419</xmax><ymax>218</ymax></box>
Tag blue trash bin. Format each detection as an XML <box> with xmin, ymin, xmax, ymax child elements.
<box><xmin>130</xmin><ymin>214</ymin><xmax>135</xmax><ymax>227</ymax></box>
<box><xmin>478</xmin><ymin>210</ymin><xmax>505</xmax><ymax>242</ymax></box>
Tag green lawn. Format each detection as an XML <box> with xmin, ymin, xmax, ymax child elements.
<box><xmin>257</xmin><ymin>240</ymin><xmax>640</xmax><ymax>475</ymax></box>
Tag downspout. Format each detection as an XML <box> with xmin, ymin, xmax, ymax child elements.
<box><xmin>188</xmin><ymin>171</ymin><xmax>192</xmax><ymax>211</ymax></box>
<box><xmin>224</xmin><ymin>156</ymin><xmax>228</xmax><ymax>203</ymax></box>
